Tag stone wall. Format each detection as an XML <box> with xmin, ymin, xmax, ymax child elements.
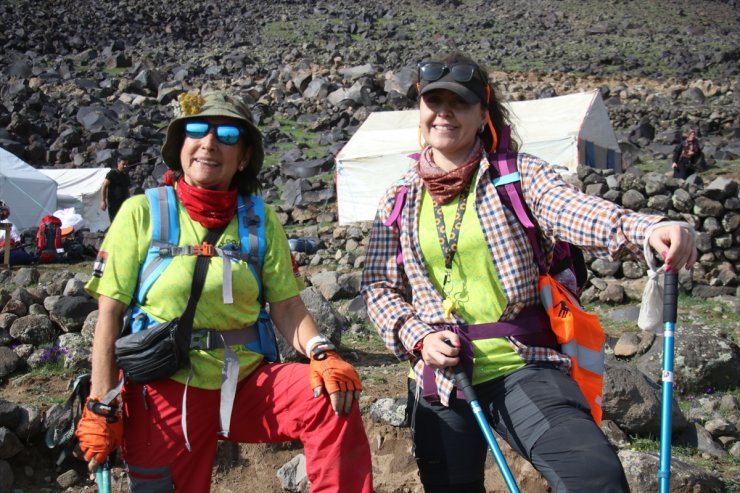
<box><xmin>563</xmin><ymin>167</ymin><xmax>738</xmax><ymax>302</ymax></box>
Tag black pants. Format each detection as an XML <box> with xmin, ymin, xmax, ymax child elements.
<box><xmin>673</xmin><ymin>158</ymin><xmax>695</xmax><ymax>180</ymax></box>
<box><xmin>408</xmin><ymin>363</ymin><xmax>629</xmax><ymax>493</ymax></box>
<box><xmin>108</xmin><ymin>199</ymin><xmax>125</xmax><ymax>222</ymax></box>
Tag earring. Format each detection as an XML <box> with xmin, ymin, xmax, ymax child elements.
<box><xmin>479</xmin><ymin>122</ymin><xmax>486</xmax><ymax>133</ymax></box>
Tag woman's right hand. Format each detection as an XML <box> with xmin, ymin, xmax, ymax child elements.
<box><xmin>75</xmin><ymin>397</ymin><xmax>123</xmax><ymax>471</ymax></box>
<box><xmin>420</xmin><ymin>331</ymin><xmax>461</xmax><ymax>370</ymax></box>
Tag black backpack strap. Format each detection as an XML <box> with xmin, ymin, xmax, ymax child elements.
<box><xmin>175</xmin><ymin>226</ymin><xmax>226</xmax><ymax>355</ymax></box>
<box><xmin>45</xmin><ymin>373</ymin><xmax>91</xmax><ymax>465</ymax></box>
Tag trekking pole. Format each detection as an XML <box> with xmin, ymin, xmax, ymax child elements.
<box><xmin>658</xmin><ymin>271</ymin><xmax>678</xmax><ymax>493</ymax></box>
<box><xmin>451</xmin><ymin>363</ymin><xmax>520</xmax><ymax>493</ymax></box>
<box><xmin>95</xmin><ymin>457</ymin><xmax>111</xmax><ymax>493</ymax></box>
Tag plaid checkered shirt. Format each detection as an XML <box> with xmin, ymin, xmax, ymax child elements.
<box><xmin>361</xmin><ymin>152</ymin><xmax>664</xmax><ymax>406</ymax></box>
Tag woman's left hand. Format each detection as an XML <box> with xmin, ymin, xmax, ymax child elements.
<box><xmin>647</xmin><ymin>223</ymin><xmax>697</xmax><ymax>272</ymax></box>
<box><xmin>309</xmin><ymin>351</ymin><xmax>362</xmax><ymax>416</ymax></box>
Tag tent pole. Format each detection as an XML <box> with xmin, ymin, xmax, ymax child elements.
<box><xmin>1</xmin><ymin>223</ymin><xmax>11</xmax><ymax>267</ymax></box>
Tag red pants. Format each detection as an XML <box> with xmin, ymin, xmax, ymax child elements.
<box><xmin>121</xmin><ymin>362</ymin><xmax>373</xmax><ymax>492</ymax></box>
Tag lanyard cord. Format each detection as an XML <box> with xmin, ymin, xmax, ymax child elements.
<box><xmin>432</xmin><ymin>183</ymin><xmax>471</xmax><ymax>290</ymax></box>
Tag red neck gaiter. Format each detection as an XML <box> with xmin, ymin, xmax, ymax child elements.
<box><xmin>175</xmin><ymin>178</ymin><xmax>238</xmax><ymax>229</ymax></box>
<box><xmin>416</xmin><ymin>139</ymin><xmax>483</xmax><ymax>205</ymax></box>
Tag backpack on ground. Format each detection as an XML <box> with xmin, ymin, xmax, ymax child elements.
<box><xmin>37</xmin><ymin>215</ymin><xmax>63</xmax><ymax>263</ymax></box>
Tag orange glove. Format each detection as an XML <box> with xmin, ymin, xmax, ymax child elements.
<box><xmin>74</xmin><ymin>397</ymin><xmax>123</xmax><ymax>464</ymax></box>
<box><xmin>309</xmin><ymin>351</ymin><xmax>362</xmax><ymax>396</ymax></box>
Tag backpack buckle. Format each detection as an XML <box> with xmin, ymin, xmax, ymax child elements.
<box><xmin>193</xmin><ymin>242</ymin><xmax>215</xmax><ymax>256</ymax></box>
<box><xmin>87</xmin><ymin>399</ymin><xmax>119</xmax><ymax>423</ymax></box>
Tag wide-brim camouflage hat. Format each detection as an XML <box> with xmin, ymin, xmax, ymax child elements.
<box><xmin>161</xmin><ymin>91</ymin><xmax>264</xmax><ymax>175</ymax></box>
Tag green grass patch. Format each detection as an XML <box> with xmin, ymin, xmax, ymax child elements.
<box><xmin>102</xmin><ymin>67</ymin><xmax>127</xmax><ymax>77</ymax></box>
<box><xmin>264</xmin><ymin>17</ymin><xmax>341</xmax><ymax>45</ymax></box>
<box><xmin>703</xmin><ymin>159</ymin><xmax>740</xmax><ymax>180</ymax></box>
<box><xmin>586</xmin><ymin>294</ymin><xmax>739</xmax><ymax>341</ymax></box>
<box><xmin>263</xmin><ymin>115</ymin><xmax>332</xmax><ymax>176</ymax></box>
<box><xmin>636</xmin><ymin>158</ymin><xmax>740</xmax><ymax>180</ymax></box>
<box><xmin>30</xmin><ymin>360</ymin><xmax>75</xmax><ymax>379</ymax></box>
<box><xmin>629</xmin><ymin>435</ymin><xmax>698</xmax><ymax>459</ymax></box>
<box><xmin>676</xmin><ymin>294</ymin><xmax>739</xmax><ymax>342</ymax></box>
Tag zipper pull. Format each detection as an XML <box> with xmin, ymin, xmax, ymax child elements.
<box><xmin>142</xmin><ymin>385</ymin><xmax>150</xmax><ymax>410</ymax></box>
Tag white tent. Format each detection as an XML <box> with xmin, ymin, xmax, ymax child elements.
<box><xmin>335</xmin><ymin>90</ymin><xmax>621</xmax><ymax>224</ymax></box>
<box><xmin>38</xmin><ymin>168</ymin><xmax>111</xmax><ymax>232</ymax></box>
<box><xmin>0</xmin><ymin>147</ymin><xmax>57</xmax><ymax>232</ymax></box>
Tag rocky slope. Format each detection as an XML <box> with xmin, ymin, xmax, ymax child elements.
<box><xmin>1</xmin><ymin>0</ymin><xmax>738</xmax><ymax>183</ymax></box>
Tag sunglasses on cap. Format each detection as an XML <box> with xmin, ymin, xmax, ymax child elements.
<box><xmin>417</xmin><ymin>62</ymin><xmax>482</xmax><ymax>83</ymax></box>
<box><xmin>184</xmin><ymin>121</ymin><xmax>244</xmax><ymax>145</ymax></box>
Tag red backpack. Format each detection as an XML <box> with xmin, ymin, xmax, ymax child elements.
<box><xmin>37</xmin><ymin>215</ymin><xmax>63</xmax><ymax>263</ymax></box>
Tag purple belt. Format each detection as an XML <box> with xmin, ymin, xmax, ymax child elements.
<box><xmin>422</xmin><ymin>306</ymin><xmax>558</xmax><ymax>402</ymax></box>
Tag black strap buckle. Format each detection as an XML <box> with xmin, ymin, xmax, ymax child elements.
<box><xmin>87</xmin><ymin>399</ymin><xmax>119</xmax><ymax>423</ymax></box>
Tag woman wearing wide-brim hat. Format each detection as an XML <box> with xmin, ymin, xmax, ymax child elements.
<box><xmin>77</xmin><ymin>91</ymin><xmax>373</xmax><ymax>492</ymax></box>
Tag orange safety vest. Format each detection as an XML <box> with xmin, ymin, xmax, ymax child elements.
<box><xmin>539</xmin><ymin>274</ymin><xmax>605</xmax><ymax>425</ymax></box>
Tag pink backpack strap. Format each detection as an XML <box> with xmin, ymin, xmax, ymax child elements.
<box><xmin>384</xmin><ymin>185</ymin><xmax>408</xmax><ymax>265</ymax></box>
<box><xmin>490</xmin><ymin>127</ymin><xmax>547</xmax><ymax>273</ymax></box>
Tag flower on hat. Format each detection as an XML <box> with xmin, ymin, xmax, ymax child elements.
<box><xmin>177</xmin><ymin>93</ymin><xmax>206</xmax><ymax>117</ymax></box>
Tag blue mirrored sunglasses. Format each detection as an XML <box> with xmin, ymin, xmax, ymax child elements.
<box><xmin>418</xmin><ymin>62</ymin><xmax>480</xmax><ymax>83</ymax></box>
<box><xmin>184</xmin><ymin>121</ymin><xmax>243</xmax><ymax>145</ymax></box>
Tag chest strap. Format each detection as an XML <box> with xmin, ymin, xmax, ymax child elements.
<box><xmin>422</xmin><ymin>306</ymin><xmax>557</xmax><ymax>402</ymax></box>
<box><xmin>190</xmin><ymin>325</ymin><xmax>257</xmax><ymax>350</ymax></box>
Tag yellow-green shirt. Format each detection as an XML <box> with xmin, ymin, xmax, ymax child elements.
<box><xmin>85</xmin><ymin>192</ymin><xmax>302</xmax><ymax>389</ymax></box>
<box><xmin>419</xmin><ymin>184</ymin><xmax>525</xmax><ymax>384</ymax></box>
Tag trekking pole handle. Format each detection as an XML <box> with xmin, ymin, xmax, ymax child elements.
<box><xmin>452</xmin><ymin>364</ymin><xmax>478</xmax><ymax>404</ymax></box>
<box><xmin>663</xmin><ymin>271</ymin><xmax>678</xmax><ymax>324</ymax></box>
<box><xmin>443</xmin><ymin>339</ymin><xmax>479</xmax><ymax>404</ymax></box>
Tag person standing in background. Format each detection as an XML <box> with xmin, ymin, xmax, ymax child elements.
<box><xmin>100</xmin><ymin>157</ymin><xmax>130</xmax><ymax>222</ymax></box>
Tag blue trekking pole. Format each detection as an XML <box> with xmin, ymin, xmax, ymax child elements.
<box><xmin>658</xmin><ymin>271</ymin><xmax>678</xmax><ymax>493</ymax></box>
<box><xmin>95</xmin><ymin>457</ymin><xmax>111</xmax><ymax>493</ymax></box>
<box><xmin>452</xmin><ymin>364</ymin><xmax>520</xmax><ymax>493</ymax></box>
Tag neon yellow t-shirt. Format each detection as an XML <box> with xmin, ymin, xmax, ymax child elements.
<box><xmin>419</xmin><ymin>184</ymin><xmax>525</xmax><ymax>385</ymax></box>
<box><xmin>85</xmin><ymin>192</ymin><xmax>303</xmax><ymax>389</ymax></box>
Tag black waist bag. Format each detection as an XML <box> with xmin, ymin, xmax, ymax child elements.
<box><xmin>114</xmin><ymin>318</ymin><xmax>189</xmax><ymax>384</ymax></box>
<box><xmin>113</xmin><ymin>227</ymin><xmax>222</xmax><ymax>385</ymax></box>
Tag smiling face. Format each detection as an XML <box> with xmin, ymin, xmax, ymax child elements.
<box><xmin>179</xmin><ymin>116</ymin><xmax>252</xmax><ymax>191</ymax></box>
<box><xmin>419</xmin><ymin>89</ymin><xmax>487</xmax><ymax>170</ymax></box>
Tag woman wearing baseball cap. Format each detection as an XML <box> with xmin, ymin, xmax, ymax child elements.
<box><xmin>362</xmin><ymin>52</ymin><xmax>696</xmax><ymax>492</ymax></box>
<box><xmin>78</xmin><ymin>91</ymin><xmax>372</xmax><ymax>492</ymax></box>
